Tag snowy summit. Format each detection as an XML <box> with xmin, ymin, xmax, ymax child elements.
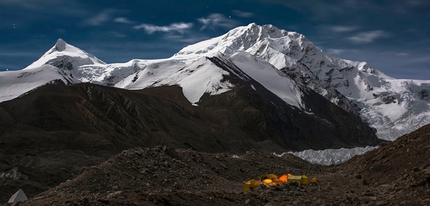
<box><xmin>1</xmin><ymin>23</ymin><xmax>430</xmax><ymax>140</ymax></box>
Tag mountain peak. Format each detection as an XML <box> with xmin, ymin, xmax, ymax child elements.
<box><xmin>54</xmin><ymin>38</ymin><xmax>67</xmax><ymax>51</ymax></box>
<box><xmin>246</xmin><ymin>22</ymin><xmax>257</xmax><ymax>27</ymax></box>
<box><xmin>174</xmin><ymin>23</ymin><xmax>303</xmax><ymax>58</ymax></box>
<box><xmin>24</xmin><ymin>39</ymin><xmax>106</xmax><ymax>70</ymax></box>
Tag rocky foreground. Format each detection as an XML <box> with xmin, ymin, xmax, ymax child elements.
<box><xmin>11</xmin><ymin>124</ymin><xmax>429</xmax><ymax>205</ymax></box>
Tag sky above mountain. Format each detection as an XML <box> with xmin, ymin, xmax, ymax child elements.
<box><xmin>0</xmin><ymin>0</ymin><xmax>429</xmax><ymax>79</ymax></box>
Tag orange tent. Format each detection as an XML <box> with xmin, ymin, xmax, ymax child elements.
<box><xmin>278</xmin><ymin>174</ymin><xmax>288</xmax><ymax>183</ymax></box>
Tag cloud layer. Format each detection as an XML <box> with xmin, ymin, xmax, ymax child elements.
<box><xmin>198</xmin><ymin>13</ymin><xmax>239</xmax><ymax>30</ymax></box>
<box><xmin>348</xmin><ymin>30</ymin><xmax>389</xmax><ymax>44</ymax></box>
<box><xmin>134</xmin><ymin>23</ymin><xmax>193</xmax><ymax>34</ymax></box>
<box><xmin>114</xmin><ymin>17</ymin><xmax>133</xmax><ymax>24</ymax></box>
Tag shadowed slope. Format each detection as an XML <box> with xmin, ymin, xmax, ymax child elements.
<box><xmin>0</xmin><ymin>80</ymin><xmax>378</xmax><ymax>201</ymax></box>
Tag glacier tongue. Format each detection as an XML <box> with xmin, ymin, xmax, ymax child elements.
<box><xmin>282</xmin><ymin>146</ymin><xmax>378</xmax><ymax>165</ymax></box>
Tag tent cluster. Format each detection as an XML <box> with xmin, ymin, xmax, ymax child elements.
<box><xmin>243</xmin><ymin>173</ymin><xmax>318</xmax><ymax>193</ymax></box>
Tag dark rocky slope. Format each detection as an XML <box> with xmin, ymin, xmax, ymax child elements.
<box><xmin>23</xmin><ymin>121</ymin><xmax>430</xmax><ymax>205</ymax></box>
<box><xmin>0</xmin><ymin>81</ymin><xmax>378</xmax><ymax>202</ymax></box>
<box><xmin>337</xmin><ymin>124</ymin><xmax>430</xmax><ymax>205</ymax></box>
<box><xmin>21</xmin><ymin>125</ymin><xmax>430</xmax><ymax>205</ymax></box>
<box><xmin>207</xmin><ymin>56</ymin><xmax>378</xmax><ymax>150</ymax></box>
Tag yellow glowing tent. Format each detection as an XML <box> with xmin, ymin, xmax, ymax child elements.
<box><xmin>286</xmin><ymin>175</ymin><xmax>309</xmax><ymax>185</ymax></box>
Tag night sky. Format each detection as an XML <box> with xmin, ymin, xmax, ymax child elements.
<box><xmin>1</xmin><ymin>0</ymin><xmax>429</xmax><ymax>79</ymax></box>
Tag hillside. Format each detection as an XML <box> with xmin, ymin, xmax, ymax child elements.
<box><xmin>0</xmin><ymin>81</ymin><xmax>378</xmax><ymax>202</ymax></box>
<box><xmin>19</xmin><ymin>124</ymin><xmax>430</xmax><ymax>206</ymax></box>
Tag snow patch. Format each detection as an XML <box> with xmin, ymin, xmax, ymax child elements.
<box><xmin>231</xmin><ymin>52</ymin><xmax>303</xmax><ymax>109</ymax></box>
<box><xmin>152</xmin><ymin>57</ymin><xmax>233</xmax><ymax>104</ymax></box>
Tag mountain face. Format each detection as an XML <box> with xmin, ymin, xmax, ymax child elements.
<box><xmin>0</xmin><ymin>33</ymin><xmax>380</xmax><ymax>150</ymax></box>
<box><xmin>3</xmin><ymin>23</ymin><xmax>427</xmax><ymax>141</ymax></box>
<box><xmin>173</xmin><ymin>23</ymin><xmax>430</xmax><ymax>140</ymax></box>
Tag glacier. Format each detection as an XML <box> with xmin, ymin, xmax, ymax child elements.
<box><xmin>283</xmin><ymin>146</ymin><xmax>378</xmax><ymax>165</ymax></box>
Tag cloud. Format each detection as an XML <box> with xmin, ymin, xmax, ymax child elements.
<box><xmin>232</xmin><ymin>10</ymin><xmax>254</xmax><ymax>18</ymax></box>
<box><xmin>348</xmin><ymin>30</ymin><xmax>389</xmax><ymax>44</ymax></box>
<box><xmin>329</xmin><ymin>26</ymin><xmax>358</xmax><ymax>33</ymax></box>
<box><xmin>162</xmin><ymin>33</ymin><xmax>210</xmax><ymax>44</ymax></box>
<box><xmin>198</xmin><ymin>13</ymin><xmax>239</xmax><ymax>30</ymax></box>
<box><xmin>114</xmin><ymin>17</ymin><xmax>133</xmax><ymax>24</ymax></box>
<box><xmin>134</xmin><ymin>22</ymin><xmax>193</xmax><ymax>34</ymax></box>
<box><xmin>85</xmin><ymin>10</ymin><xmax>118</xmax><ymax>26</ymax></box>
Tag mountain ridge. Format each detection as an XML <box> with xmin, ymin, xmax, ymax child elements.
<box><xmin>1</xmin><ymin>23</ymin><xmax>430</xmax><ymax>140</ymax></box>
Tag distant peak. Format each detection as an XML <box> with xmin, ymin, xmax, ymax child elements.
<box><xmin>247</xmin><ymin>22</ymin><xmax>257</xmax><ymax>27</ymax></box>
<box><xmin>54</xmin><ymin>38</ymin><xmax>67</xmax><ymax>51</ymax></box>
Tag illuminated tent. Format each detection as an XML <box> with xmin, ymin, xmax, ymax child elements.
<box><xmin>287</xmin><ymin>175</ymin><xmax>310</xmax><ymax>185</ymax></box>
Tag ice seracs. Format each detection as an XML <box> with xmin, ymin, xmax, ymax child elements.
<box><xmin>285</xmin><ymin>146</ymin><xmax>378</xmax><ymax>165</ymax></box>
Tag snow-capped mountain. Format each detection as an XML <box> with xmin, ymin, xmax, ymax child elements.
<box><xmin>24</xmin><ymin>39</ymin><xmax>139</xmax><ymax>86</ymax></box>
<box><xmin>173</xmin><ymin>23</ymin><xmax>430</xmax><ymax>140</ymax></box>
<box><xmin>0</xmin><ymin>65</ymin><xmax>77</xmax><ymax>103</ymax></box>
<box><xmin>3</xmin><ymin>23</ymin><xmax>430</xmax><ymax>140</ymax></box>
<box><xmin>24</xmin><ymin>38</ymin><xmax>105</xmax><ymax>70</ymax></box>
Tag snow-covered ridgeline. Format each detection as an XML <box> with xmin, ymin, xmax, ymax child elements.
<box><xmin>0</xmin><ymin>65</ymin><xmax>76</xmax><ymax>103</ymax></box>
<box><xmin>174</xmin><ymin>23</ymin><xmax>430</xmax><ymax>140</ymax></box>
<box><xmin>2</xmin><ymin>23</ymin><xmax>430</xmax><ymax>141</ymax></box>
